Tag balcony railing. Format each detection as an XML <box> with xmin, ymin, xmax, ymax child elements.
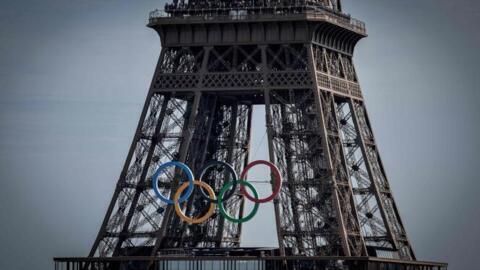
<box><xmin>53</xmin><ymin>256</ymin><xmax>447</xmax><ymax>270</ymax></box>
<box><xmin>148</xmin><ymin>5</ymin><xmax>366</xmax><ymax>34</ymax></box>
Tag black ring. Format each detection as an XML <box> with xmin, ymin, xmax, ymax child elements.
<box><xmin>197</xmin><ymin>160</ymin><xmax>238</xmax><ymax>204</ymax></box>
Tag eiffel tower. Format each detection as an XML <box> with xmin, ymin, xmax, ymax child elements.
<box><xmin>89</xmin><ymin>0</ymin><xmax>416</xmax><ymax>260</ymax></box>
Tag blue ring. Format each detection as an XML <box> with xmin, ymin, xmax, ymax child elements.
<box><xmin>152</xmin><ymin>161</ymin><xmax>194</xmax><ymax>204</ymax></box>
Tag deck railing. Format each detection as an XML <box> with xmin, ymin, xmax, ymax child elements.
<box><xmin>147</xmin><ymin>5</ymin><xmax>366</xmax><ymax>34</ymax></box>
<box><xmin>54</xmin><ymin>256</ymin><xmax>447</xmax><ymax>270</ymax></box>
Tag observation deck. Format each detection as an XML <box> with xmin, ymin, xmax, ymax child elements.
<box><xmin>148</xmin><ymin>5</ymin><xmax>366</xmax><ymax>36</ymax></box>
<box><xmin>54</xmin><ymin>255</ymin><xmax>448</xmax><ymax>270</ymax></box>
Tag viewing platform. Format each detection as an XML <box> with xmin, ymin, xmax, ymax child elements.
<box><xmin>54</xmin><ymin>256</ymin><xmax>447</xmax><ymax>270</ymax></box>
<box><xmin>147</xmin><ymin>5</ymin><xmax>366</xmax><ymax>36</ymax></box>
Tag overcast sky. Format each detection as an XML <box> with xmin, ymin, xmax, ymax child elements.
<box><xmin>0</xmin><ymin>1</ymin><xmax>479</xmax><ymax>270</ymax></box>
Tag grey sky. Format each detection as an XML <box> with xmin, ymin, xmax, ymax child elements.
<box><xmin>0</xmin><ymin>1</ymin><xmax>478</xmax><ymax>269</ymax></box>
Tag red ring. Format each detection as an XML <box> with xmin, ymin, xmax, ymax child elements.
<box><xmin>239</xmin><ymin>160</ymin><xmax>282</xmax><ymax>203</ymax></box>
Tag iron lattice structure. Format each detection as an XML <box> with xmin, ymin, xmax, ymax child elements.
<box><xmin>90</xmin><ymin>0</ymin><xmax>416</xmax><ymax>261</ymax></box>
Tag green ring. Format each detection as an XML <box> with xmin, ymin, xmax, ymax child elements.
<box><xmin>218</xmin><ymin>180</ymin><xmax>259</xmax><ymax>223</ymax></box>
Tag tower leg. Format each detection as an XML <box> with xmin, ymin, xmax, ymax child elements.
<box><xmin>89</xmin><ymin>92</ymin><xmax>172</xmax><ymax>257</ymax></box>
<box><xmin>151</xmin><ymin>91</ymin><xmax>202</xmax><ymax>251</ymax></box>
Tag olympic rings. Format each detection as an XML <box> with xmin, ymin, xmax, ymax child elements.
<box><xmin>152</xmin><ymin>160</ymin><xmax>281</xmax><ymax>224</ymax></box>
<box><xmin>218</xmin><ymin>180</ymin><xmax>259</xmax><ymax>223</ymax></box>
<box><xmin>239</xmin><ymin>160</ymin><xmax>282</xmax><ymax>203</ymax></box>
<box><xmin>152</xmin><ymin>161</ymin><xmax>194</xmax><ymax>204</ymax></box>
<box><xmin>197</xmin><ymin>160</ymin><xmax>238</xmax><ymax>204</ymax></box>
<box><xmin>174</xmin><ymin>180</ymin><xmax>216</xmax><ymax>224</ymax></box>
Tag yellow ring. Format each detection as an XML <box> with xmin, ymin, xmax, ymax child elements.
<box><xmin>174</xmin><ymin>180</ymin><xmax>216</xmax><ymax>224</ymax></box>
